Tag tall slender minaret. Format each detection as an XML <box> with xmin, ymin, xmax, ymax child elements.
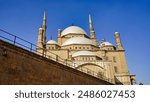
<box><xmin>115</xmin><ymin>32</ymin><xmax>124</xmax><ymax>50</ymax></box>
<box><xmin>36</xmin><ymin>10</ymin><xmax>47</xmax><ymax>55</ymax></box>
<box><xmin>42</xmin><ymin>10</ymin><xmax>47</xmax><ymax>46</ymax></box>
<box><xmin>89</xmin><ymin>14</ymin><xmax>95</xmax><ymax>38</ymax></box>
<box><xmin>89</xmin><ymin>14</ymin><xmax>97</xmax><ymax>45</ymax></box>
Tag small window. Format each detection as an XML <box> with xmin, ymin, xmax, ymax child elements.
<box><xmin>79</xmin><ymin>47</ymin><xmax>81</xmax><ymax>49</ymax></box>
<box><xmin>75</xmin><ymin>47</ymin><xmax>77</xmax><ymax>49</ymax></box>
<box><xmin>82</xmin><ymin>57</ymin><xmax>84</xmax><ymax>60</ymax></box>
<box><xmin>87</xmin><ymin>47</ymin><xmax>89</xmax><ymax>49</ymax></box>
<box><xmin>113</xmin><ymin>56</ymin><xmax>116</xmax><ymax>62</ymax></box>
<box><xmin>106</xmin><ymin>56</ymin><xmax>108</xmax><ymax>60</ymax></box>
<box><xmin>49</xmin><ymin>47</ymin><xmax>50</xmax><ymax>49</ymax></box>
<box><xmin>83</xmin><ymin>47</ymin><xmax>85</xmax><ymax>49</ymax></box>
<box><xmin>114</xmin><ymin>66</ymin><xmax>118</xmax><ymax>73</ymax></box>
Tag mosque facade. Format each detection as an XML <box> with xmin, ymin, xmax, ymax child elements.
<box><xmin>36</xmin><ymin>11</ymin><xmax>135</xmax><ymax>85</ymax></box>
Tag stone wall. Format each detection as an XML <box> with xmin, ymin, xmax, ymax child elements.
<box><xmin>0</xmin><ymin>40</ymin><xmax>112</xmax><ymax>85</ymax></box>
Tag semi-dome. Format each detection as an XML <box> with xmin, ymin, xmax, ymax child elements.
<box><xmin>99</xmin><ymin>42</ymin><xmax>113</xmax><ymax>47</ymax></box>
<box><xmin>62</xmin><ymin>37</ymin><xmax>94</xmax><ymax>46</ymax></box>
<box><xmin>47</xmin><ymin>40</ymin><xmax>58</xmax><ymax>44</ymax></box>
<box><xmin>61</xmin><ymin>26</ymin><xmax>87</xmax><ymax>37</ymax></box>
<box><xmin>72</xmin><ymin>51</ymin><xmax>95</xmax><ymax>57</ymax></box>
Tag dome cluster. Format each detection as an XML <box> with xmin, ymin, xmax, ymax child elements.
<box><xmin>36</xmin><ymin>11</ymin><xmax>131</xmax><ymax>85</ymax></box>
<box><xmin>46</xmin><ymin>25</ymin><xmax>114</xmax><ymax>48</ymax></box>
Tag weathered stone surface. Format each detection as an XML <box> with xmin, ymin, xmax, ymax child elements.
<box><xmin>0</xmin><ymin>40</ymin><xmax>112</xmax><ymax>85</ymax></box>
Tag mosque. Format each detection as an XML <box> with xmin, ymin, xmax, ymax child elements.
<box><xmin>36</xmin><ymin>11</ymin><xmax>135</xmax><ymax>85</ymax></box>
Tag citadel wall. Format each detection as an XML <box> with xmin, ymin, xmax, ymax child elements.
<box><xmin>0</xmin><ymin>40</ymin><xmax>112</xmax><ymax>85</ymax></box>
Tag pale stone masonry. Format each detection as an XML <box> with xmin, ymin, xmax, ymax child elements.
<box><xmin>36</xmin><ymin>11</ymin><xmax>136</xmax><ymax>85</ymax></box>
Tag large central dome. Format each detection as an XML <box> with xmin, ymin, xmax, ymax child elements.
<box><xmin>62</xmin><ymin>37</ymin><xmax>94</xmax><ymax>46</ymax></box>
<box><xmin>61</xmin><ymin>26</ymin><xmax>87</xmax><ymax>37</ymax></box>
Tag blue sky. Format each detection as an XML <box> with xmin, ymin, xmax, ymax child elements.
<box><xmin>0</xmin><ymin>0</ymin><xmax>150</xmax><ymax>84</ymax></box>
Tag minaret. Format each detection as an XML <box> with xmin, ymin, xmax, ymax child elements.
<box><xmin>36</xmin><ymin>28</ymin><xmax>44</xmax><ymax>55</ymax></box>
<box><xmin>36</xmin><ymin>10</ymin><xmax>47</xmax><ymax>55</ymax></box>
<box><xmin>114</xmin><ymin>32</ymin><xmax>124</xmax><ymax>50</ymax></box>
<box><xmin>58</xmin><ymin>29</ymin><xmax>61</xmax><ymax>37</ymax></box>
<box><xmin>89</xmin><ymin>14</ymin><xmax>95</xmax><ymax>38</ymax></box>
<box><xmin>57</xmin><ymin>29</ymin><xmax>62</xmax><ymax>46</ymax></box>
<box><xmin>42</xmin><ymin>10</ymin><xmax>47</xmax><ymax>46</ymax></box>
<box><xmin>89</xmin><ymin>14</ymin><xmax>97</xmax><ymax>45</ymax></box>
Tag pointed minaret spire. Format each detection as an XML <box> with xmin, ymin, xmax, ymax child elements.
<box><xmin>89</xmin><ymin>14</ymin><xmax>93</xmax><ymax>30</ymax></box>
<box><xmin>42</xmin><ymin>9</ymin><xmax>46</xmax><ymax>28</ymax></box>
<box><xmin>42</xmin><ymin>9</ymin><xmax>47</xmax><ymax>46</ymax></box>
<box><xmin>89</xmin><ymin>14</ymin><xmax>95</xmax><ymax>38</ymax></box>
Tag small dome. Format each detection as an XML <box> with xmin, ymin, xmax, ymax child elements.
<box><xmin>61</xmin><ymin>26</ymin><xmax>87</xmax><ymax>37</ymax></box>
<box><xmin>72</xmin><ymin>51</ymin><xmax>95</xmax><ymax>57</ymax></box>
<box><xmin>99</xmin><ymin>42</ymin><xmax>113</xmax><ymax>47</ymax></box>
<box><xmin>47</xmin><ymin>40</ymin><xmax>58</xmax><ymax>44</ymax></box>
<box><xmin>62</xmin><ymin>37</ymin><xmax>94</xmax><ymax>46</ymax></box>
